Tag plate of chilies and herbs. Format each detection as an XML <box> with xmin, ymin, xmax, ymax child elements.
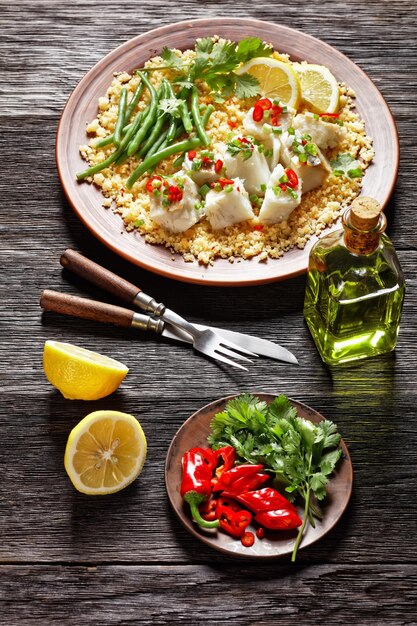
<box><xmin>165</xmin><ymin>393</ymin><xmax>353</xmax><ymax>560</ymax></box>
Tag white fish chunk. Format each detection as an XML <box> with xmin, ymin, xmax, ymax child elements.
<box><xmin>205</xmin><ymin>178</ymin><xmax>255</xmax><ymax>230</ymax></box>
<box><xmin>149</xmin><ymin>172</ymin><xmax>203</xmax><ymax>233</ymax></box>
<box><xmin>292</xmin><ymin>112</ymin><xmax>344</xmax><ymax>150</ymax></box>
<box><xmin>223</xmin><ymin>136</ymin><xmax>270</xmax><ymax>196</ymax></box>
<box><xmin>183</xmin><ymin>148</ymin><xmax>223</xmax><ymax>187</ymax></box>
<box><xmin>259</xmin><ymin>164</ymin><xmax>302</xmax><ymax>225</ymax></box>
<box><xmin>279</xmin><ymin>130</ymin><xmax>331</xmax><ymax>193</ymax></box>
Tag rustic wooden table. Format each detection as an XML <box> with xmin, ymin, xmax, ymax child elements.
<box><xmin>1</xmin><ymin>1</ymin><xmax>416</xmax><ymax>624</ymax></box>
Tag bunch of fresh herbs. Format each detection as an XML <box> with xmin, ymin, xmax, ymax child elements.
<box><xmin>208</xmin><ymin>393</ymin><xmax>342</xmax><ymax>561</ymax></box>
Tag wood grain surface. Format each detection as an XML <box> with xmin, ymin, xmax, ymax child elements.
<box><xmin>1</xmin><ymin>0</ymin><xmax>417</xmax><ymax>624</ymax></box>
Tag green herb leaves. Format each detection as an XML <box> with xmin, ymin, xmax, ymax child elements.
<box><xmin>208</xmin><ymin>393</ymin><xmax>342</xmax><ymax>561</ymax></box>
<box><xmin>160</xmin><ymin>37</ymin><xmax>273</xmax><ymax>100</ymax></box>
<box><xmin>226</xmin><ymin>138</ymin><xmax>254</xmax><ymax>161</ymax></box>
<box><xmin>331</xmin><ymin>152</ymin><xmax>363</xmax><ymax>179</ymax></box>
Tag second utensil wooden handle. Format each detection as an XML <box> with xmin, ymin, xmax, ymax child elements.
<box><xmin>60</xmin><ymin>249</ymin><xmax>141</xmax><ymax>303</ymax></box>
<box><xmin>40</xmin><ymin>290</ymin><xmax>134</xmax><ymax>328</ymax></box>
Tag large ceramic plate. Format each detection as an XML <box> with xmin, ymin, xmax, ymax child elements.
<box><xmin>165</xmin><ymin>394</ymin><xmax>353</xmax><ymax>559</ymax></box>
<box><xmin>57</xmin><ymin>18</ymin><xmax>399</xmax><ymax>286</ymax></box>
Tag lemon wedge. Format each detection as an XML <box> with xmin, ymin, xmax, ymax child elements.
<box><xmin>294</xmin><ymin>63</ymin><xmax>339</xmax><ymax>114</ymax></box>
<box><xmin>64</xmin><ymin>410</ymin><xmax>147</xmax><ymax>495</ymax></box>
<box><xmin>43</xmin><ymin>340</ymin><xmax>129</xmax><ymax>400</ymax></box>
<box><xmin>237</xmin><ymin>57</ymin><xmax>301</xmax><ymax>109</ymax></box>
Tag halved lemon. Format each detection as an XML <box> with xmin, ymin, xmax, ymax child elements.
<box><xmin>64</xmin><ymin>410</ymin><xmax>147</xmax><ymax>495</ymax></box>
<box><xmin>294</xmin><ymin>63</ymin><xmax>339</xmax><ymax>114</ymax></box>
<box><xmin>237</xmin><ymin>58</ymin><xmax>301</xmax><ymax>109</ymax></box>
<box><xmin>43</xmin><ymin>340</ymin><xmax>129</xmax><ymax>400</ymax></box>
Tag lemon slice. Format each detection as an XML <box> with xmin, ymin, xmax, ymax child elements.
<box><xmin>64</xmin><ymin>410</ymin><xmax>147</xmax><ymax>495</ymax></box>
<box><xmin>237</xmin><ymin>58</ymin><xmax>301</xmax><ymax>109</ymax></box>
<box><xmin>294</xmin><ymin>63</ymin><xmax>339</xmax><ymax>114</ymax></box>
<box><xmin>43</xmin><ymin>340</ymin><xmax>129</xmax><ymax>400</ymax></box>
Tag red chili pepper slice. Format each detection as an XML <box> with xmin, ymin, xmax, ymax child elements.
<box><xmin>239</xmin><ymin>137</ymin><xmax>250</xmax><ymax>144</ymax></box>
<box><xmin>145</xmin><ymin>175</ymin><xmax>162</xmax><ymax>193</ymax></box>
<box><xmin>256</xmin><ymin>527</ymin><xmax>265</xmax><ymax>539</ymax></box>
<box><xmin>227</xmin><ymin>120</ymin><xmax>237</xmax><ymax>129</ymax></box>
<box><xmin>253</xmin><ymin>224</ymin><xmax>264</xmax><ymax>232</ymax></box>
<box><xmin>202</xmin><ymin>156</ymin><xmax>212</xmax><ymax>166</ymax></box>
<box><xmin>187</xmin><ymin>150</ymin><xmax>197</xmax><ymax>160</ymax></box>
<box><xmin>221</xmin><ymin>472</ymin><xmax>269</xmax><ymax>496</ymax></box>
<box><xmin>167</xmin><ymin>184</ymin><xmax>183</xmax><ymax>203</ymax></box>
<box><xmin>318</xmin><ymin>112</ymin><xmax>340</xmax><ymax>118</ymax></box>
<box><xmin>214</xmin><ymin>464</ymin><xmax>264</xmax><ymax>490</ymax></box>
<box><xmin>214</xmin><ymin>159</ymin><xmax>224</xmax><ymax>174</ymax></box>
<box><xmin>270</xmin><ymin>116</ymin><xmax>279</xmax><ymax>127</ymax></box>
<box><xmin>286</xmin><ymin>169</ymin><xmax>299</xmax><ymax>189</ymax></box>
<box><xmin>218</xmin><ymin>508</ymin><xmax>252</xmax><ymax>538</ymax></box>
<box><xmin>241</xmin><ymin>531</ymin><xmax>255</xmax><ymax>547</ymax></box>
<box><xmin>255</xmin><ymin>98</ymin><xmax>272</xmax><ymax>110</ymax></box>
<box><xmin>215</xmin><ymin>496</ymin><xmax>242</xmax><ymax>515</ymax></box>
<box><xmin>199</xmin><ymin>497</ymin><xmax>218</xmax><ymax>522</ymax></box>
<box><xmin>279</xmin><ymin>183</ymin><xmax>287</xmax><ymax>192</ymax></box>
<box><xmin>252</xmin><ymin>105</ymin><xmax>264</xmax><ymax>122</ymax></box>
<box><xmin>254</xmin><ymin>509</ymin><xmax>302</xmax><ymax>530</ymax></box>
<box><xmin>271</xmin><ymin>103</ymin><xmax>283</xmax><ymax>115</ymax></box>
<box><xmin>233</xmin><ymin>487</ymin><xmax>298</xmax><ymax>514</ymax></box>
<box><xmin>180</xmin><ymin>448</ymin><xmax>220</xmax><ymax>529</ymax></box>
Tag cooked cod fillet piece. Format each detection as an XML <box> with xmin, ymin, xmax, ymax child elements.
<box><xmin>223</xmin><ymin>136</ymin><xmax>270</xmax><ymax>196</ymax></box>
<box><xmin>183</xmin><ymin>148</ymin><xmax>223</xmax><ymax>186</ymax></box>
<box><xmin>279</xmin><ymin>129</ymin><xmax>331</xmax><ymax>193</ymax></box>
<box><xmin>259</xmin><ymin>164</ymin><xmax>302</xmax><ymax>225</ymax></box>
<box><xmin>292</xmin><ymin>112</ymin><xmax>344</xmax><ymax>150</ymax></box>
<box><xmin>242</xmin><ymin>102</ymin><xmax>295</xmax><ymax>141</ymax></box>
<box><xmin>149</xmin><ymin>172</ymin><xmax>203</xmax><ymax>233</ymax></box>
<box><xmin>205</xmin><ymin>177</ymin><xmax>255</xmax><ymax>230</ymax></box>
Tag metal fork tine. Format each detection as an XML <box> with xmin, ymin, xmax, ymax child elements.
<box><xmin>210</xmin><ymin>351</ymin><xmax>249</xmax><ymax>371</ymax></box>
<box><xmin>216</xmin><ymin>346</ymin><xmax>253</xmax><ymax>363</ymax></box>
<box><xmin>219</xmin><ymin>339</ymin><xmax>257</xmax><ymax>357</ymax></box>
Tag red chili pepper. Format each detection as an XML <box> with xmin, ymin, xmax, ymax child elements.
<box><xmin>145</xmin><ymin>175</ymin><xmax>162</xmax><ymax>193</ymax></box>
<box><xmin>213</xmin><ymin>464</ymin><xmax>264</xmax><ymax>491</ymax></box>
<box><xmin>216</xmin><ymin>498</ymin><xmax>252</xmax><ymax>538</ymax></box>
<box><xmin>202</xmin><ymin>156</ymin><xmax>212</xmax><ymax>166</ymax></box>
<box><xmin>241</xmin><ymin>531</ymin><xmax>255</xmax><ymax>547</ymax></box>
<box><xmin>252</xmin><ymin>105</ymin><xmax>264</xmax><ymax>122</ymax></box>
<box><xmin>199</xmin><ymin>496</ymin><xmax>218</xmax><ymax>522</ymax></box>
<box><xmin>214</xmin><ymin>446</ymin><xmax>237</xmax><ymax>475</ymax></box>
<box><xmin>222</xmin><ymin>472</ymin><xmax>269</xmax><ymax>496</ymax></box>
<box><xmin>188</xmin><ymin>150</ymin><xmax>197</xmax><ymax>160</ymax></box>
<box><xmin>214</xmin><ymin>159</ymin><xmax>224</xmax><ymax>174</ymax></box>
<box><xmin>255</xmin><ymin>98</ymin><xmax>272</xmax><ymax>111</ymax></box>
<box><xmin>211</xmin><ymin>178</ymin><xmax>235</xmax><ymax>190</ymax></box>
<box><xmin>227</xmin><ymin>120</ymin><xmax>237</xmax><ymax>129</ymax></box>
<box><xmin>253</xmin><ymin>224</ymin><xmax>264</xmax><ymax>232</ymax></box>
<box><xmin>256</xmin><ymin>527</ymin><xmax>265</xmax><ymax>539</ymax></box>
<box><xmin>318</xmin><ymin>112</ymin><xmax>340</xmax><ymax>118</ymax></box>
<box><xmin>254</xmin><ymin>509</ymin><xmax>302</xmax><ymax>530</ymax></box>
<box><xmin>271</xmin><ymin>103</ymin><xmax>283</xmax><ymax>115</ymax></box>
<box><xmin>167</xmin><ymin>184</ymin><xmax>183</xmax><ymax>203</ymax></box>
<box><xmin>279</xmin><ymin>183</ymin><xmax>287</xmax><ymax>192</ymax></box>
<box><xmin>239</xmin><ymin>137</ymin><xmax>250</xmax><ymax>144</ymax></box>
<box><xmin>270</xmin><ymin>117</ymin><xmax>280</xmax><ymax>127</ymax></box>
<box><xmin>286</xmin><ymin>169</ymin><xmax>299</xmax><ymax>189</ymax></box>
<box><xmin>233</xmin><ymin>487</ymin><xmax>298</xmax><ymax>514</ymax></box>
<box><xmin>180</xmin><ymin>448</ymin><xmax>219</xmax><ymax>529</ymax></box>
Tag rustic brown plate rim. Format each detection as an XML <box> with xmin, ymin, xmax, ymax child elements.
<box><xmin>57</xmin><ymin>18</ymin><xmax>399</xmax><ymax>286</ymax></box>
<box><xmin>165</xmin><ymin>393</ymin><xmax>353</xmax><ymax>560</ymax></box>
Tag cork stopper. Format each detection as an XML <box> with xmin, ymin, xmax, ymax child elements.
<box><xmin>349</xmin><ymin>196</ymin><xmax>382</xmax><ymax>231</ymax></box>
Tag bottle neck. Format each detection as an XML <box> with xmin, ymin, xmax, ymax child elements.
<box><xmin>343</xmin><ymin>208</ymin><xmax>387</xmax><ymax>254</ymax></box>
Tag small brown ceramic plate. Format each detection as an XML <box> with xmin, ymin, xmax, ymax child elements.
<box><xmin>165</xmin><ymin>394</ymin><xmax>353</xmax><ymax>559</ymax></box>
<box><xmin>57</xmin><ymin>18</ymin><xmax>399</xmax><ymax>286</ymax></box>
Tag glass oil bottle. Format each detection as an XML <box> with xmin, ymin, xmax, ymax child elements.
<box><xmin>303</xmin><ymin>197</ymin><xmax>405</xmax><ymax>366</ymax></box>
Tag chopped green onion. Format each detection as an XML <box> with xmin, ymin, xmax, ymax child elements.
<box><xmin>224</xmin><ymin>184</ymin><xmax>234</xmax><ymax>193</ymax></box>
<box><xmin>260</xmin><ymin>183</ymin><xmax>267</xmax><ymax>193</ymax></box>
<box><xmin>199</xmin><ymin>184</ymin><xmax>211</xmax><ymax>198</ymax></box>
<box><xmin>133</xmin><ymin>219</ymin><xmax>145</xmax><ymax>227</ymax></box>
<box><xmin>288</xmin><ymin>127</ymin><xmax>295</xmax><ymax>135</ymax></box>
<box><xmin>249</xmin><ymin>194</ymin><xmax>258</xmax><ymax>203</ymax></box>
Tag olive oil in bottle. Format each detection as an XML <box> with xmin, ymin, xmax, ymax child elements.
<box><xmin>304</xmin><ymin>197</ymin><xmax>405</xmax><ymax>366</ymax></box>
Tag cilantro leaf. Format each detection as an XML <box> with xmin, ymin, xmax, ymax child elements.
<box><xmin>226</xmin><ymin>138</ymin><xmax>254</xmax><ymax>161</ymax></box>
<box><xmin>158</xmin><ymin>97</ymin><xmax>183</xmax><ymax>118</ymax></box>
<box><xmin>161</xmin><ymin>47</ymin><xmax>184</xmax><ymax>70</ymax></box>
<box><xmin>195</xmin><ymin>37</ymin><xmax>215</xmax><ymax>55</ymax></box>
<box><xmin>233</xmin><ymin>72</ymin><xmax>260</xmax><ymax>99</ymax></box>
<box><xmin>330</xmin><ymin>153</ymin><xmax>363</xmax><ymax>179</ymax></box>
<box><xmin>236</xmin><ymin>37</ymin><xmax>273</xmax><ymax>63</ymax></box>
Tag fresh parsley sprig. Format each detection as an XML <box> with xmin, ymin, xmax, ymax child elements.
<box><xmin>208</xmin><ymin>393</ymin><xmax>342</xmax><ymax>561</ymax></box>
<box><xmin>156</xmin><ymin>37</ymin><xmax>273</xmax><ymax>100</ymax></box>
<box><xmin>330</xmin><ymin>153</ymin><xmax>363</xmax><ymax>179</ymax></box>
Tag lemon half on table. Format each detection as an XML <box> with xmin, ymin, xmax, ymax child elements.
<box><xmin>43</xmin><ymin>340</ymin><xmax>129</xmax><ymax>400</ymax></box>
<box><xmin>64</xmin><ymin>410</ymin><xmax>147</xmax><ymax>495</ymax></box>
<box><xmin>237</xmin><ymin>57</ymin><xmax>301</xmax><ymax>109</ymax></box>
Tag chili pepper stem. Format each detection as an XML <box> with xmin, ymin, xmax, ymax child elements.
<box><xmin>184</xmin><ymin>492</ymin><xmax>220</xmax><ymax>529</ymax></box>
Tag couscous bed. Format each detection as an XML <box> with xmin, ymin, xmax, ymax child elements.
<box><xmin>79</xmin><ymin>43</ymin><xmax>374</xmax><ymax>265</ymax></box>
